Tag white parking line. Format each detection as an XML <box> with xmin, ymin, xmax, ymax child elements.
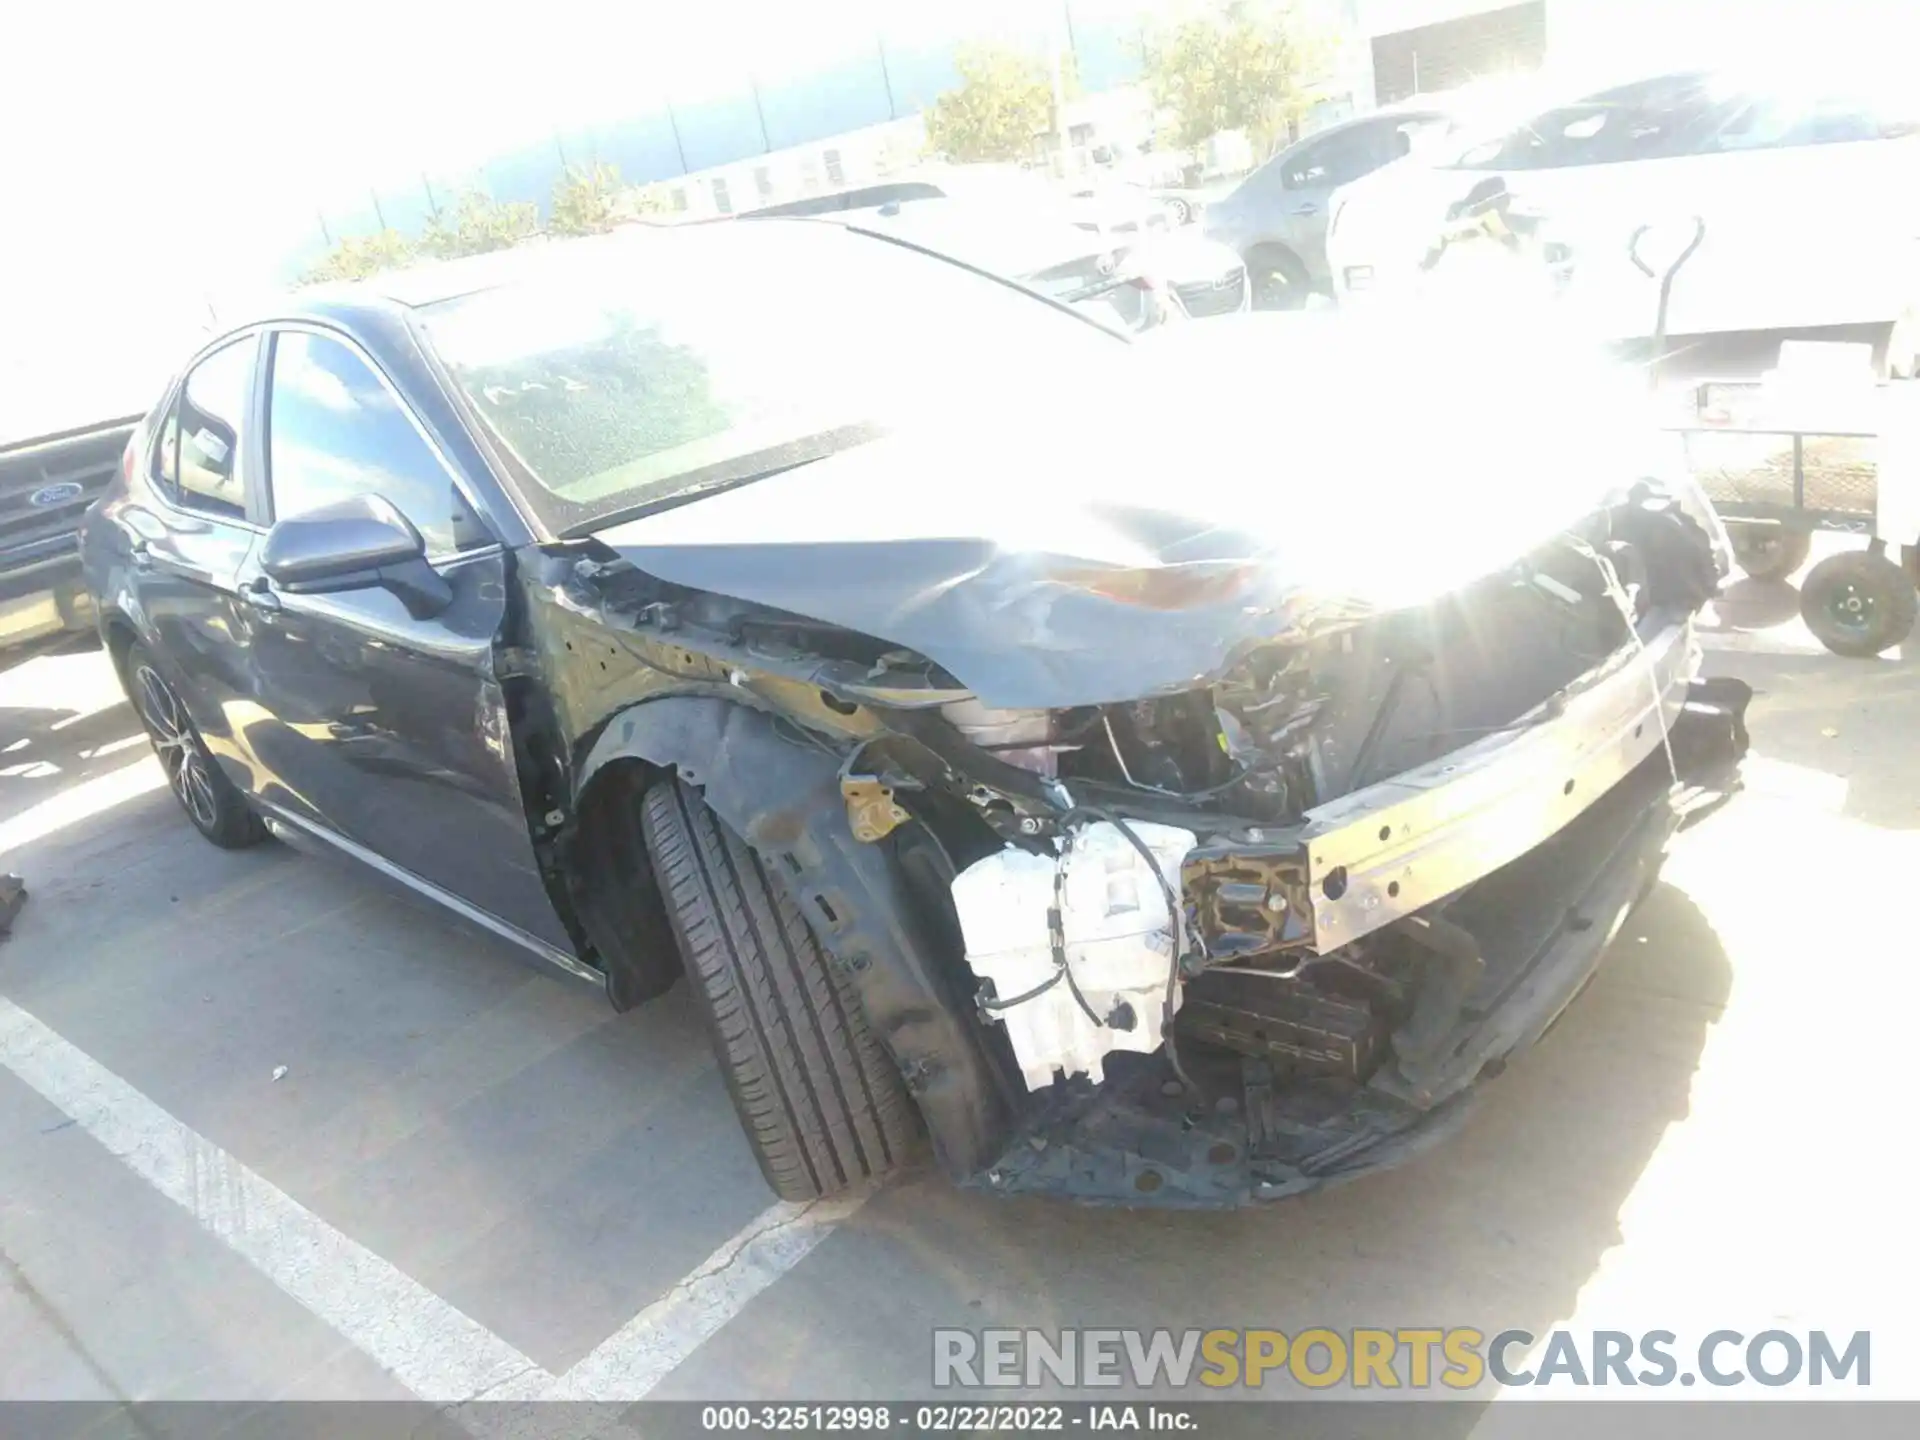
<box><xmin>0</xmin><ymin>995</ymin><xmax>550</xmax><ymax>1403</ymax></box>
<box><xmin>551</xmin><ymin>1188</ymin><xmax>874</xmax><ymax>1402</ymax></box>
<box><xmin>0</xmin><ymin>994</ymin><xmax>872</xmax><ymax>1403</ymax></box>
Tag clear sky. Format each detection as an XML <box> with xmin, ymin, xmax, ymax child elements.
<box><xmin>1</xmin><ymin>0</ymin><xmax>1906</xmax><ymax>438</ymax></box>
<box><xmin>1</xmin><ymin>0</ymin><xmax>1157</xmax><ymax>435</ymax></box>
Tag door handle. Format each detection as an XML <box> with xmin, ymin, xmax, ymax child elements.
<box><xmin>1292</xmin><ymin>202</ymin><xmax>1320</xmax><ymax>216</ymax></box>
<box><xmin>129</xmin><ymin>538</ymin><xmax>153</xmax><ymax>571</ymax></box>
<box><xmin>243</xmin><ymin>577</ymin><xmax>283</xmax><ymax>614</ymax></box>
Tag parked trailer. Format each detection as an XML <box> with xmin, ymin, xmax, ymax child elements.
<box><xmin>1664</xmin><ymin>366</ymin><xmax>1920</xmax><ymax>656</ymax></box>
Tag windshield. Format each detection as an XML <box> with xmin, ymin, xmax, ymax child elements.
<box><xmin>419</xmin><ymin>222</ymin><xmax>1121</xmax><ymax>534</ymax></box>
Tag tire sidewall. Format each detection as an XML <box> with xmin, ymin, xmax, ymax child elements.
<box><xmin>1799</xmin><ymin>552</ymin><xmax>1920</xmax><ymax>657</ymax></box>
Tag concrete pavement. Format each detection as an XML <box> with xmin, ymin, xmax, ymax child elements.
<box><xmin>2</xmin><ymin>557</ymin><xmax>1916</xmax><ymax>1412</ymax></box>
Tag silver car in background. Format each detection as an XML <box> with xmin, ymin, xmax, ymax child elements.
<box><xmin>1202</xmin><ymin>105</ymin><xmax>1458</xmax><ymax>308</ymax></box>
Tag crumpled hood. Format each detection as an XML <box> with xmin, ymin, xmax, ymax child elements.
<box><xmin>594</xmin><ymin>311</ymin><xmax>1676</xmax><ymax>709</ymax></box>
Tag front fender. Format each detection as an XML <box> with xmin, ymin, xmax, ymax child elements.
<box><xmin>576</xmin><ymin>696</ymin><xmax>1013</xmax><ymax>1181</ymax></box>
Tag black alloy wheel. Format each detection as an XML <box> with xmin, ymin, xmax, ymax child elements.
<box><xmin>126</xmin><ymin>644</ymin><xmax>267</xmax><ymax>848</ymax></box>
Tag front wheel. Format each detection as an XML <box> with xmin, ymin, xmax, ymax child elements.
<box><xmin>640</xmin><ymin>778</ymin><xmax>920</xmax><ymax>1200</ymax></box>
<box><xmin>125</xmin><ymin>643</ymin><xmax>267</xmax><ymax>848</ymax></box>
<box><xmin>1799</xmin><ymin>550</ymin><xmax>1919</xmax><ymax>657</ymax></box>
<box><xmin>1730</xmin><ymin>526</ymin><xmax>1812</xmax><ymax>582</ymax></box>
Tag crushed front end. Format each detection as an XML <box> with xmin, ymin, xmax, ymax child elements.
<box><xmin>914</xmin><ymin>488</ymin><xmax>1749</xmax><ymax>1205</ymax></box>
<box><xmin>561</xmin><ymin>442</ymin><xmax>1749</xmax><ymax>1205</ymax></box>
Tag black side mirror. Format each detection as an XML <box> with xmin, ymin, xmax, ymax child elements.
<box><xmin>261</xmin><ymin>494</ymin><xmax>451</xmax><ymax>617</ymax></box>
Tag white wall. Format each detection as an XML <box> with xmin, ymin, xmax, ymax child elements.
<box><xmin>1354</xmin><ymin>0</ymin><xmax>1528</xmax><ymax>37</ymax></box>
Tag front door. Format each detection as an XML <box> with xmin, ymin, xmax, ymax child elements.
<box><xmin>235</xmin><ymin>325</ymin><xmax>572</xmax><ymax>953</ymax></box>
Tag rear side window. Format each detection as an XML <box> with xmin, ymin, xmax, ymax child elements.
<box><xmin>151</xmin><ymin>395</ymin><xmax>180</xmax><ymax>494</ymax></box>
<box><xmin>174</xmin><ymin>337</ymin><xmax>256</xmax><ymax>521</ymax></box>
<box><xmin>1281</xmin><ymin>124</ymin><xmax>1393</xmax><ymax>190</ymax></box>
<box><xmin>264</xmin><ymin>330</ymin><xmax>486</xmax><ymax>554</ymax></box>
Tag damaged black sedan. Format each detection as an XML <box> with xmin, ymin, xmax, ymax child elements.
<box><xmin>81</xmin><ymin>219</ymin><xmax>1750</xmax><ymax>1207</ymax></box>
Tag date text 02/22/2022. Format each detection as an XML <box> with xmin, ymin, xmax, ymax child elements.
<box><xmin>699</xmin><ymin>1404</ymin><xmax>1197</xmax><ymax>1432</ymax></box>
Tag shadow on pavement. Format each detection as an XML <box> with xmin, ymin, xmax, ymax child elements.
<box><xmin>1710</xmin><ymin>575</ymin><xmax>1802</xmax><ymax>631</ymax></box>
<box><xmin>1710</xmin><ymin>646</ymin><xmax>1920</xmax><ymax>830</ymax></box>
<box><xmin>0</xmin><ymin>702</ymin><xmax>146</xmax><ymax>829</ymax></box>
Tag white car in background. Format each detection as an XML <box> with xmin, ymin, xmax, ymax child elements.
<box><xmin>1326</xmin><ymin>68</ymin><xmax>1920</xmax><ymax>374</ymax></box>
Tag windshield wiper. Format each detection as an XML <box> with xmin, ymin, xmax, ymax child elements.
<box><xmin>558</xmin><ymin>421</ymin><xmax>889</xmax><ymax>537</ymax></box>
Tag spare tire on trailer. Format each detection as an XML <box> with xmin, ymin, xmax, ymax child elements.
<box><xmin>1799</xmin><ymin>549</ymin><xmax>1919</xmax><ymax>657</ymax></box>
<box><xmin>640</xmin><ymin>778</ymin><xmax>921</xmax><ymax>1200</ymax></box>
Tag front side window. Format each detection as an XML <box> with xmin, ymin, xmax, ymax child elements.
<box><xmin>174</xmin><ymin>337</ymin><xmax>255</xmax><ymax>521</ymax></box>
<box><xmin>265</xmin><ymin>330</ymin><xmax>486</xmax><ymax>554</ymax></box>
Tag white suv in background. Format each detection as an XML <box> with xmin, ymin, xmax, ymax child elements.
<box><xmin>1326</xmin><ymin>69</ymin><xmax>1920</xmax><ymax>374</ymax></box>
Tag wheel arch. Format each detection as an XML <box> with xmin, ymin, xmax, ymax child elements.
<box><xmin>569</xmin><ymin>695</ymin><xmax>1013</xmax><ymax>1180</ymax></box>
<box><xmin>99</xmin><ymin>608</ymin><xmax>143</xmax><ymax>683</ymax></box>
<box><xmin>1244</xmin><ymin>239</ymin><xmax>1309</xmax><ymax>279</ymax></box>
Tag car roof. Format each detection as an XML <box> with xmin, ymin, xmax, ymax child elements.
<box><xmin>237</xmin><ymin>219</ymin><xmax>807</xmax><ymax>334</ymax></box>
<box><xmin>291</xmin><ymin>227</ymin><xmax>654</xmax><ymax>314</ymax></box>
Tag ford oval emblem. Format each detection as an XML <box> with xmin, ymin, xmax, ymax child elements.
<box><xmin>28</xmin><ymin>481</ymin><xmax>84</xmax><ymax>508</ymax></box>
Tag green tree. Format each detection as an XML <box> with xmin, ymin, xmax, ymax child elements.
<box><xmin>549</xmin><ymin>161</ymin><xmax>626</xmax><ymax>236</ymax></box>
<box><xmin>626</xmin><ymin>185</ymin><xmax>671</xmax><ymax>218</ymax></box>
<box><xmin>302</xmin><ymin>228</ymin><xmax>418</xmax><ymax>284</ymax></box>
<box><xmin>419</xmin><ymin>187</ymin><xmax>541</xmax><ymax>260</ymax></box>
<box><xmin>923</xmin><ymin>44</ymin><xmax>1055</xmax><ymax>164</ymax></box>
<box><xmin>1142</xmin><ymin>0</ymin><xmax>1326</xmax><ymax>159</ymax></box>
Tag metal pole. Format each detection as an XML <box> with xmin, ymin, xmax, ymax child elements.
<box><xmin>1049</xmin><ymin>21</ymin><xmax>1071</xmax><ymax>178</ymax></box>
<box><xmin>750</xmin><ymin>77</ymin><xmax>772</xmax><ymax>153</ymax></box>
<box><xmin>878</xmin><ymin>35</ymin><xmax>897</xmax><ymax>119</ymax></box>
<box><xmin>666</xmin><ymin>101</ymin><xmax>690</xmax><ymax>173</ymax></box>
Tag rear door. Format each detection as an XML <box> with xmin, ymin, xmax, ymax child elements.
<box><xmin>236</xmin><ymin>324</ymin><xmax>571</xmax><ymax>951</ymax></box>
<box><xmin>1274</xmin><ymin>121</ymin><xmax>1406</xmax><ymax>283</ymax></box>
<box><xmin>122</xmin><ymin>333</ymin><xmax>269</xmax><ymax>795</ymax></box>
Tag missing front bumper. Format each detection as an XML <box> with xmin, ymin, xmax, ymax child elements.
<box><xmin>967</xmin><ymin>673</ymin><xmax>1751</xmax><ymax>1207</ymax></box>
<box><xmin>1297</xmin><ymin>619</ymin><xmax>1701</xmax><ymax>954</ymax></box>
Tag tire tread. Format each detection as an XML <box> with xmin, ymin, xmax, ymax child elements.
<box><xmin>640</xmin><ymin>779</ymin><xmax>917</xmax><ymax>1200</ymax></box>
